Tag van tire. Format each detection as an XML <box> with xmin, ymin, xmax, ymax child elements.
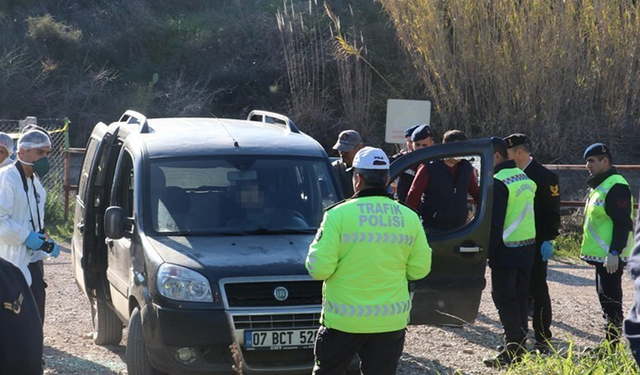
<box><xmin>91</xmin><ymin>299</ymin><xmax>123</xmax><ymax>345</ymax></box>
<box><xmin>126</xmin><ymin>307</ymin><xmax>162</xmax><ymax>375</ymax></box>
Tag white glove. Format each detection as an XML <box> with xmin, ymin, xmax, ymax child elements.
<box><xmin>604</xmin><ymin>252</ymin><xmax>619</xmax><ymax>274</ymax></box>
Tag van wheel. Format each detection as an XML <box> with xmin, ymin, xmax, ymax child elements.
<box><xmin>126</xmin><ymin>307</ymin><xmax>163</xmax><ymax>375</ymax></box>
<box><xmin>91</xmin><ymin>299</ymin><xmax>123</xmax><ymax>345</ymax></box>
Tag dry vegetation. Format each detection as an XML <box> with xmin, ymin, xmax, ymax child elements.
<box><xmin>380</xmin><ymin>0</ymin><xmax>640</xmax><ymax>162</ymax></box>
<box><xmin>0</xmin><ymin>0</ymin><xmax>639</xmax><ymax>161</ymax></box>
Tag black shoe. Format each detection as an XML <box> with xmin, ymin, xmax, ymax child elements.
<box><xmin>483</xmin><ymin>346</ymin><xmax>525</xmax><ymax>368</ymax></box>
<box><xmin>483</xmin><ymin>350</ymin><xmax>519</xmax><ymax>367</ymax></box>
<box><xmin>496</xmin><ymin>344</ymin><xmax>505</xmax><ymax>352</ymax></box>
<box><xmin>533</xmin><ymin>341</ymin><xmax>551</xmax><ymax>354</ymax></box>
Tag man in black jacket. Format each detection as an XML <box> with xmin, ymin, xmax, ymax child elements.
<box><xmin>331</xmin><ymin>130</ymin><xmax>364</xmax><ymax>198</ymax></box>
<box><xmin>483</xmin><ymin>137</ymin><xmax>537</xmax><ymax>367</ymax></box>
<box><xmin>580</xmin><ymin>143</ymin><xmax>633</xmax><ymax>343</ymax></box>
<box><xmin>504</xmin><ymin>133</ymin><xmax>560</xmax><ymax>352</ymax></box>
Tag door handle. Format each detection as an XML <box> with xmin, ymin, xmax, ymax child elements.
<box><xmin>456</xmin><ymin>246</ymin><xmax>482</xmax><ymax>253</ymax></box>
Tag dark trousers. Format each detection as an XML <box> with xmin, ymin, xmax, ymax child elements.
<box><xmin>28</xmin><ymin>260</ymin><xmax>46</xmax><ymax>325</ymax></box>
<box><xmin>595</xmin><ymin>262</ymin><xmax>624</xmax><ymax>340</ymax></box>
<box><xmin>529</xmin><ymin>242</ymin><xmax>552</xmax><ymax>343</ymax></box>
<box><xmin>491</xmin><ymin>265</ymin><xmax>532</xmax><ymax>345</ymax></box>
<box><xmin>313</xmin><ymin>326</ymin><xmax>405</xmax><ymax>375</ymax></box>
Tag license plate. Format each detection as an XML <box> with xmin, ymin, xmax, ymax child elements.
<box><xmin>244</xmin><ymin>329</ymin><xmax>317</xmax><ymax>350</ymax></box>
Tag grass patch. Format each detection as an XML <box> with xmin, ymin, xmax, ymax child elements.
<box><xmin>506</xmin><ymin>340</ymin><xmax>638</xmax><ymax>374</ymax></box>
<box><xmin>553</xmin><ymin>232</ymin><xmax>582</xmax><ymax>261</ymax></box>
<box><xmin>44</xmin><ymin>182</ymin><xmax>74</xmax><ymax>243</ymax></box>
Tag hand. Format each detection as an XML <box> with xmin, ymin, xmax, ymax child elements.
<box><xmin>604</xmin><ymin>253</ymin><xmax>619</xmax><ymax>274</ymax></box>
<box><xmin>541</xmin><ymin>241</ymin><xmax>554</xmax><ymax>262</ymax></box>
<box><xmin>48</xmin><ymin>241</ymin><xmax>60</xmax><ymax>258</ymax></box>
<box><xmin>24</xmin><ymin>231</ymin><xmax>46</xmax><ymax>251</ymax></box>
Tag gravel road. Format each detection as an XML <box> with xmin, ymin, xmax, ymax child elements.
<box><xmin>42</xmin><ymin>245</ymin><xmax>635</xmax><ymax>375</ymax></box>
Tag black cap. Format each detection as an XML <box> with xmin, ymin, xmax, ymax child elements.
<box><xmin>411</xmin><ymin>124</ymin><xmax>432</xmax><ymax>142</ymax></box>
<box><xmin>404</xmin><ymin>124</ymin><xmax>421</xmax><ymax>138</ymax></box>
<box><xmin>583</xmin><ymin>143</ymin><xmax>611</xmax><ymax>159</ymax></box>
<box><xmin>503</xmin><ymin>133</ymin><xmax>529</xmax><ymax>149</ymax></box>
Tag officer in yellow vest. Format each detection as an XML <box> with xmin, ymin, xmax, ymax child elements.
<box><xmin>483</xmin><ymin>138</ymin><xmax>537</xmax><ymax>367</ymax></box>
<box><xmin>581</xmin><ymin>143</ymin><xmax>633</xmax><ymax>342</ymax></box>
<box><xmin>306</xmin><ymin>146</ymin><xmax>432</xmax><ymax>375</ymax></box>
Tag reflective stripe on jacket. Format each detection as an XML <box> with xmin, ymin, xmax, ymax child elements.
<box><xmin>581</xmin><ymin>174</ymin><xmax>633</xmax><ymax>262</ymax></box>
<box><xmin>306</xmin><ymin>193</ymin><xmax>431</xmax><ymax>333</ymax></box>
<box><xmin>494</xmin><ymin>167</ymin><xmax>537</xmax><ymax>248</ymax></box>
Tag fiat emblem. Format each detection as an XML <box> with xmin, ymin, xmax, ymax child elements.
<box><xmin>273</xmin><ymin>286</ymin><xmax>289</xmax><ymax>301</ymax></box>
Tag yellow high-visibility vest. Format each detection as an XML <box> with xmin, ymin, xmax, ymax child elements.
<box><xmin>581</xmin><ymin>174</ymin><xmax>633</xmax><ymax>262</ymax></box>
<box><xmin>494</xmin><ymin>167</ymin><xmax>537</xmax><ymax>247</ymax></box>
<box><xmin>306</xmin><ymin>195</ymin><xmax>431</xmax><ymax>333</ymax></box>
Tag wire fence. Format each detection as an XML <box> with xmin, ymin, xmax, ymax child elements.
<box><xmin>0</xmin><ymin>117</ymin><xmax>70</xmax><ymax>202</ymax></box>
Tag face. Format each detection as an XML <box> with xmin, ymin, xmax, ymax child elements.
<box><xmin>20</xmin><ymin>146</ymin><xmax>51</xmax><ymax>164</ymax></box>
<box><xmin>413</xmin><ymin>137</ymin><xmax>434</xmax><ymax>150</ymax></box>
<box><xmin>585</xmin><ymin>156</ymin><xmax>609</xmax><ymax>177</ymax></box>
<box><xmin>339</xmin><ymin>145</ymin><xmax>362</xmax><ymax>167</ymax></box>
<box><xmin>0</xmin><ymin>147</ymin><xmax>8</xmax><ymax>163</ymax></box>
<box><xmin>405</xmin><ymin>136</ymin><xmax>414</xmax><ymax>152</ymax></box>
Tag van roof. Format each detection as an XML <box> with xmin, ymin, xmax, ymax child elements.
<box><xmin>117</xmin><ymin>117</ymin><xmax>328</xmax><ymax>159</ymax></box>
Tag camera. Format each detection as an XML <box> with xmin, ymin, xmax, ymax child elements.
<box><xmin>38</xmin><ymin>229</ymin><xmax>55</xmax><ymax>253</ymax></box>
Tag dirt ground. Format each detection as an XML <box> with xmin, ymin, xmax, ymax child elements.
<box><xmin>42</xmin><ymin>244</ymin><xmax>636</xmax><ymax>375</ymax></box>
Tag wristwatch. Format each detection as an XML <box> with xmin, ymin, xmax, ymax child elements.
<box><xmin>611</xmin><ymin>250</ymin><xmax>619</xmax><ymax>256</ymax></box>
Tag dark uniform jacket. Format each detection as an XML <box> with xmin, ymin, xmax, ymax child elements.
<box><xmin>0</xmin><ymin>258</ymin><xmax>43</xmax><ymax>375</ymax></box>
<box><xmin>586</xmin><ymin>167</ymin><xmax>633</xmax><ymax>258</ymax></box>
<box><xmin>523</xmin><ymin>158</ymin><xmax>561</xmax><ymax>243</ymax></box>
<box><xmin>390</xmin><ymin>151</ymin><xmax>415</xmax><ymax>202</ymax></box>
<box><xmin>489</xmin><ymin>160</ymin><xmax>535</xmax><ymax>268</ymax></box>
<box><xmin>331</xmin><ymin>159</ymin><xmax>354</xmax><ymax>198</ymax></box>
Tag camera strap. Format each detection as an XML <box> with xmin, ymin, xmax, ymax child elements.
<box><xmin>14</xmin><ymin>162</ymin><xmax>43</xmax><ymax>233</ymax></box>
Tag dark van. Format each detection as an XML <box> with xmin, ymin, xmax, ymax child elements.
<box><xmin>72</xmin><ymin>110</ymin><xmax>494</xmax><ymax>375</ymax></box>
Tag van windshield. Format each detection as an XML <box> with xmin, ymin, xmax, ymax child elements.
<box><xmin>146</xmin><ymin>156</ymin><xmax>338</xmax><ymax>235</ymax></box>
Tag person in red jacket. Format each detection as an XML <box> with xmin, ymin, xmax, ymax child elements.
<box><xmin>405</xmin><ymin>130</ymin><xmax>479</xmax><ymax>232</ymax></box>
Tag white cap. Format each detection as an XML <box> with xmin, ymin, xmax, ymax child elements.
<box><xmin>352</xmin><ymin>147</ymin><xmax>389</xmax><ymax>170</ymax></box>
<box><xmin>17</xmin><ymin>130</ymin><xmax>51</xmax><ymax>151</ymax></box>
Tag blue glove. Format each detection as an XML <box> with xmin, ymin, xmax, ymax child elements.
<box><xmin>48</xmin><ymin>241</ymin><xmax>60</xmax><ymax>258</ymax></box>
<box><xmin>24</xmin><ymin>231</ymin><xmax>46</xmax><ymax>251</ymax></box>
<box><xmin>541</xmin><ymin>241</ymin><xmax>554</xmax><ymax>262</ymax></box>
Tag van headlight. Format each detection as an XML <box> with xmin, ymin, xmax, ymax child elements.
<box><xmin>157</xmin><ymin>263</ymin><xmax>214</xmax><ymax>302</ymax></box>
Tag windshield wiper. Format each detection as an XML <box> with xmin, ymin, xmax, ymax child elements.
<box><xmin>244</xmin><ymin>227</ymin><xmax>317</xmax><ymax>235</ymax></box>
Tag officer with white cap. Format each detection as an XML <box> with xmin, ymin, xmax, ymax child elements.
<box><xmin>307</xmin><ymin>147</ymin><xmax>432</xmax><ymax>375</ymax></box>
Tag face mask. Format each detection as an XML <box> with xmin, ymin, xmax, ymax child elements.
<box><xmin>32</xmin><ymin>157</ymin><xmax>50</xmax><ymax>177</ymax></box>
<box><xmin>20</xmin><ymin>156</ymin><xmax>50</xmax><ymax>177</ymax></box>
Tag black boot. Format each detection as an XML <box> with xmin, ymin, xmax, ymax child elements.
<box><xmin>483</xmin><ymin>342</ymin><xmax>526</xmax><ymax>368</ymax></box>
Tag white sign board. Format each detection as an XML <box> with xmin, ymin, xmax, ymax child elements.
<box><xmin>385</xmin><ymin>99</ymin><xmax>431</xmax><ymax>144</ymax></box>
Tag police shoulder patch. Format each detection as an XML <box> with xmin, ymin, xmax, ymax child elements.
<box><xmin>549</xmin><ymin>184</ymin><xmax>560</xmax><ymax>197</ymax></box>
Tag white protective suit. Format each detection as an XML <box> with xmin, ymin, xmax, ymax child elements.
<box><xmin>0</xmin><ymin>164</ymin><xmax>47</xmax><ymax>285</ymax></box>
<box><xmin>0</xmin><ymin>158</ymin><xmax>14</xmax><ymax>168</ymax></box>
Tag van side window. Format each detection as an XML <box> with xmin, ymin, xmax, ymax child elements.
<box><xmin>78</xmin><ymin>138</ymin><xmax>99</xmax><ymax>205</ymax></box>
<box><xmin>113</xmin><ymin>151</ymin><xmax>135</xmax><ymax>224</ymax></box>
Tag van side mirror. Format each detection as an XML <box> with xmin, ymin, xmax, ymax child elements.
<box><xmin>105</xmin><ymin>206</ymin><xmax>125</xmax><ymax>239</ymax></box>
